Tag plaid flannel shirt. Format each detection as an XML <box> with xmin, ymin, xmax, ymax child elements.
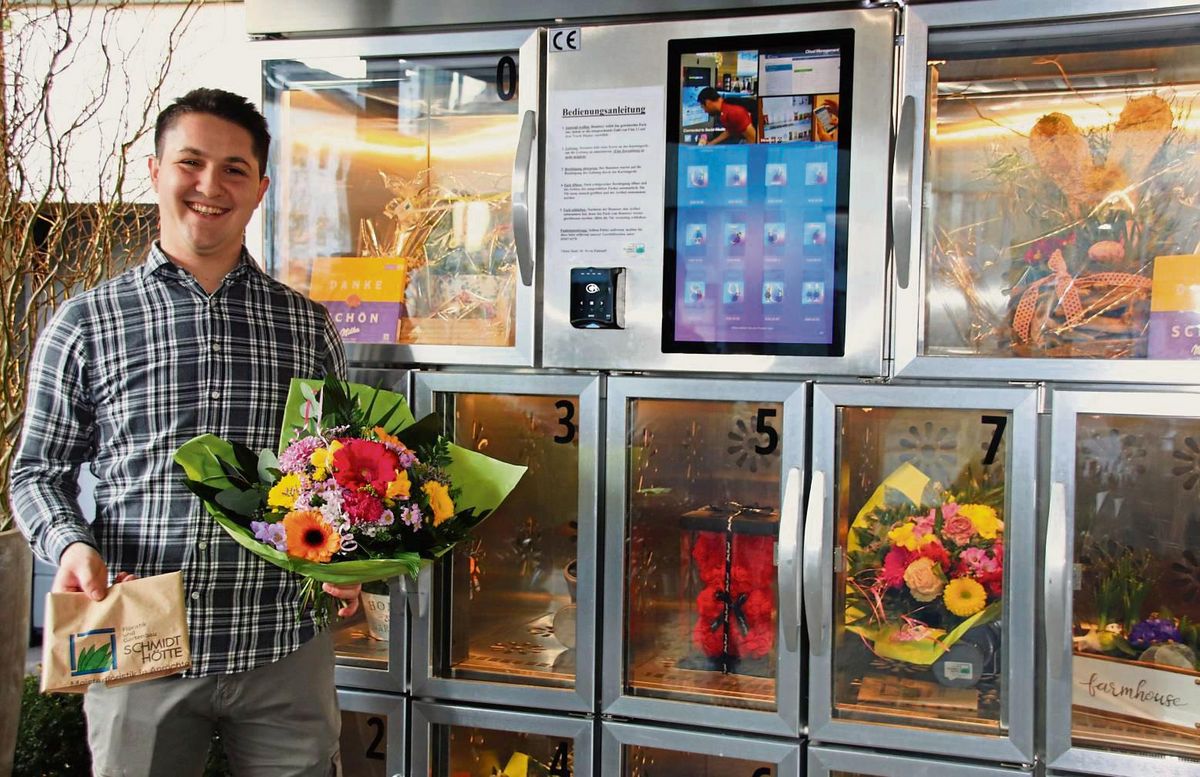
<box><xmin>11</xmin><ymin>243</ymin><xmax>347</xmax><ymax>676</ymax></box>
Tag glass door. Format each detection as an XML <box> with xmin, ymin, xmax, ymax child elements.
<box><xmin>894</xmin><ymin>1</ymin><xmax>1200</xmax><ymax>383</ymax></box>
<box><xmin>410</xmin><ymin>701</ymin><xmax>592</xmax><ymax>777</ymax></box>
<box><xmin>1047</xmin><ymin>389</ymin><xmax>1200</xmax><ymax>775</ymax></box>
<box><xmin>410</xmin><ymin>373</ymin><xmax>600</xmax><ymax>712</ymax></box>
<box><xmin>807</xmin><ymin>384</ymin><xmax>1037</xmax><ymax>764</ymax></box>
<box><xmin>335</xmin><ymin>691</ymin><xmax>406</xmax><ymax>777</ymax></box>
<box><xmin>601</xmin><ymin>721</ymin><xmax>800</xmax><ymax>776</ymax></box>
<box><xmin>333</xmin><ymin>368</ymin><xmax>409</xmax><ymax>691</ymax></box>
<box><xmin>808</xmin><ymin>745</ymin><xmax>1030</xmax><ymax>777</ymax></box>
<box><xmin>602</xmin><ymin>377</ymin><xmax>806</xmax><ymax>737</ymax></box>
<box><xmin>258</xmin><ymin>29</ymin><xmax>538</xmax><ymax>366</ymax></box>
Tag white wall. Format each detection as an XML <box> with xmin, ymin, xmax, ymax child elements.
<box><xmin>8</xmin><ymin>1</ymin><xmax>258</xmax><ymax>206</ymax></box>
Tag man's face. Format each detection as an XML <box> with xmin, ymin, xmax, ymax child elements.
<box><xmin>149</xmin><ymin>112</ymin><xmax>269</xmax><ymax>265</ymax></box>
<box><xmin>701</xmin><ymin>98</ymin><xmax>721</xmax><ymax>116</ymax></box>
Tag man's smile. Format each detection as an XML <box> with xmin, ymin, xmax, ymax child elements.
<box><xmin>186</xmin><ymin>202</ymin><xmax>230</xmax><ymax>217</ymax></box>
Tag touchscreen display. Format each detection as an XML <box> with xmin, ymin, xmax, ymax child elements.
<box><xmin>664</xmin><ymin>32</ymin><xmax>852</xmax><ymax>356</ymax></box>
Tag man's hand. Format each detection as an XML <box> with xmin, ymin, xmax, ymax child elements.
<box><xmin>54</xmin><ymin>542</ymin><xmax>134</xmax><ymax>601</ymax></box>
<box><xmin>323</xmin><ymin>582</ymin><xmax>361</xmax><ymax>618</ymax></box>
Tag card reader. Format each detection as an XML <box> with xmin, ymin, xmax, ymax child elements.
<box><xmin>570</xmin><ymin>267</ymin><xmax>625</xmax><ymax>329</ymax></box>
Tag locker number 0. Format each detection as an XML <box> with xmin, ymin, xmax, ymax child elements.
<box><xmin>496</xmin><ymin>56</ymin><xmax>517</xmax><ymax>101</ymax></box>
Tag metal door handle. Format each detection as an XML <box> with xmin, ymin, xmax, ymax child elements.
<box><xmin>892</xmin><ymin>95</ymin><xmax>916</xmax><ymax>290</ymax></box>
<box><xmin>802</xmin><ymin>470</ymin><xmax>829</xmax><ymax>656</ymax></box>
<box><xmin>777</xmin><ymin>467</ymin><xmax>804</xmax><ymax>653</ymax></box>
<box><xmin>512</xmin><ymin>109</ymin><xmax>536</xmax><ymax>287</ymax></box>
<box><xmin>415</xmin><ymin>564</ymin><xmax>432</xmax><ymax>619</ymax></box>
<box><xmin>1045</xmin><ymin>481</ymin><xmax>1070</xmax><ymax>680</ymax></box>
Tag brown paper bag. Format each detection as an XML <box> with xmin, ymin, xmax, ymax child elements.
<box><xmin>41</xmin><ymin>571</ymin><xmax>191</xmax><ymax>693</ymax></box>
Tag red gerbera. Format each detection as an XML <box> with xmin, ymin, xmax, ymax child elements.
<box><xmin>881</xmin><ymin>546</ymin><xmax>913</xmax><ymax>588</ymax></box>
<box><xmin>332</xmin><ymin>438</ymin><xmax>399</xmax><ymax>494</ymax></box>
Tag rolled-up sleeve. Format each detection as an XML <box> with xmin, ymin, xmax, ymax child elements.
<box><xmin>9</xmin><ymin>303</ymin><xmax>96</xmax><ymax>564</ymax></box>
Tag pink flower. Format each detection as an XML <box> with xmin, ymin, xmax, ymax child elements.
<box><xmin>943</xmin><ymin>513</ymin><xmax>977</xmax><ymax>546</ymax></box>
<box><xmin>913</xmin><ymin>509</ymin><xmax>936</xmax><ymax>539</ymax></box>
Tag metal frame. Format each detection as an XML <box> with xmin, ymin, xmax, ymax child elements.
<box><xmin>602</xmin><ymin>720</ymin><xmax>801</xmax><ymax>776</ymax></box>
<box><xmin>409</xmin><ymin>700</ymin><xmax>593</xmax><ymax>777</ymax></box>
<box><xmin>1046</xmin><ymin>389</ymin><xmax>1200</xmax><ymax>776</ymax></box>
<box><xmin>408</xmin><ymin>372</ymin><xmax>601</xmax><ymax>712</ymax></box>
<box><xmin>807</xmin><ymin>384</ymin><xmax>1038</xmax><ymax>765</ymax></box>
<box><xmin>335</xmin><ymin>369</ymin><xmax>412</xmax><ymax>692</ymax></box>
<box><xmin>892</xmin><ymin>0</ymin><xmax>1200</xmax><ymax>384</ymax></box>
<box><xmin>808</xmin><ymin>744</ymin><xmax>1031</xmax><ymax>777</ymax></box>
<box><xmin>335</xmin><ymin>689</ymin><xmax>407</xmax><ymax>777</ymax></box>
<box><xmin>540</xmin><ymin>8</ymin><xmax>896</xmax><ymax>376</ymax></box>
<box><xmin>252</xmin><ymin>28</ymin><xmax>541</xmax><ymax>368</ymax></box>
<box><xmin>601</xmin><ymin>376</ymin><xmax>807</xmax><ymax>737</ymax></box>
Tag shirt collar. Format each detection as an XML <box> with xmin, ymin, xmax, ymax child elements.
<box><xmin>142</xmin><ymin>242</ymin><xmax>255</xmax><ymax>285</ymax></box>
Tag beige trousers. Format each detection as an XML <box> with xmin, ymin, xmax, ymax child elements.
<box><xmin>85</xmin><ymin>630</ymin><xmax>341</xmax><ymax>777</ymax></box>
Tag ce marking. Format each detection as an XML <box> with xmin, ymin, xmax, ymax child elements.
<box><xmin>550</xmin><ymin>28</ymin><xmax>581</xmax><ymax>52</ymax></box>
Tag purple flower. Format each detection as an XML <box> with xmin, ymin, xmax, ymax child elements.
<box><xmin>278</xmin><ymin>436</ymin><xmax>323</xmax><ymax>473</ymax></box>
<box><xmin>401</xmin><ymin>504</ymin><xmax>423</xmax><ymax>529</ymax></box>
<box><xmin>1129</xmin><ymin>618</ymin><xmax>1183</xmax><ymax>649</ymax></box>
<box><xmin>251</xmin><ymin>520</ymin><xmax>288</xmax><ymax>552</ymax></box>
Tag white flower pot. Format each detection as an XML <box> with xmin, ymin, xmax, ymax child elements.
<box><xmin>360</xmin><ymin>592</ymin><xmax>390</xmax><ymax>641</ymax></box>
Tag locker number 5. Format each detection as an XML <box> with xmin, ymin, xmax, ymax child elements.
<box><xmin>551</xmin><ymin>28</ymin><xmax>581</xmax><ymax>52</ymax></box>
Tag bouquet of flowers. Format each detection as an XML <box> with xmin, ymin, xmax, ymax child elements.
<box><xmin>173</xmin><ymin>377</ymin><xmax>526</xmax><ymax>622</ymax></box>
<box><xmin>845</xmin><ymin>462</ymin><xmax>1005</xmax><ymax>665</ymax></box>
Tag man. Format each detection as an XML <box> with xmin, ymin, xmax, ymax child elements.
<box><xmin>697</xmin><ymin>86</ymin><xmax>757</xmax><ymax>145</ymax></box>
<box><xmin>11</xmin><ymin>88</ymin><xmax>358</xmax><ymax>776</ymax></box>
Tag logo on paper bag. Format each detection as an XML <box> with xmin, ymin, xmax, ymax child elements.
<box><xmin>70</xmin><ymin>628</ymin><xmax>117</xmax><ymax>676</ymax></box>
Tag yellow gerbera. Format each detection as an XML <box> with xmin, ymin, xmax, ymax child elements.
<box><xmin>423</xmin><ymin>481</ymin><xmax>455</xmax><ymax>526</ymax></box>
<box><xmin>887</xmin><ymin>522</ymin><xmax>937</xmax><ymax>551</ymax></box>
<box><xmin>282</xmin><ymin>510</ymin><xmax>341</xmax><ymax>562</ymax></box>
<box><xmin>943</xmin><ymin>577</ymin><xmax>987</xmax><ymax>617</ymax></box>
<box><xmin>958</xmin><ymin>504</ymin><xmax>1003</xmax><ymax>539</ymax></box>
<box><xmin>267</xmin><ymin>473</ymin><xmax>303</xmax><ymax>510</ymax></box>
<box><xmin>386</xmin><ymin>470</ymin><xmax>411</xmax><ymax>500</ymax></box>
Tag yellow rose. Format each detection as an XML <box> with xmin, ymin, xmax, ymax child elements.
<box><xmin>422</xmin><ymin>481</ymin><xmax>455</xmax><ymax>526</ymax></box>
<box><xmin>267</xmin><ymin>473</ymin><xmax>303</xmax><ymax>510</ymax></box>
<box><xmin>387</xmin><ymin>470</ymin><xmax>411</xmax><ymax>500</ymax></box>
<box><xmin>903</xmin><ymin>557</ymin><xmax>946</xmax><ymax>602</ymax></box>
<box><xmin>958</xmin><ymin>504</ymin><xmax>1003</xmax><ymax>540</ymax></box>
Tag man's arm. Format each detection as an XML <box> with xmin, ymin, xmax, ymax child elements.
<box><xmin>741</xmin><ymin>125</ymin><xmax>758</xmax><ymax>143</ymax></box>
<box><xmin>10</xmin><ymin>307</ymin><xmax>99</xmax><ymax>563</ymax></box>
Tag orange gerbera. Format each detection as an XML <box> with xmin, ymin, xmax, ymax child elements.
<box><xmin>282</xmin><ymin>510</ymin><xmax>341</xmax><ymax>562</ymax></box>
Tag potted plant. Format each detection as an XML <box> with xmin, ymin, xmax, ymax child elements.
<box><xmin>0</xmin><ymin>2</ymin><xmax>198</xmax><ymax>771</ymax></box>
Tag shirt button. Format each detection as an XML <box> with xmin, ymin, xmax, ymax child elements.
<box><xmin>211</xmin><ymin>343</ymin><xmax>221</xmax><ymax>352</ymax></box>
<box><xmin>198</xmin><ymin>541</ymin><xmax>208</xmax><ymax>550</ymax></box>
<box><xmin>210</xmin><ymin>390</ymin><xmax>220</xmax><ymax>400</ymax></box>
<box><xmin>190</xmin><ymin>591</ymin><xmax>200</xmax><ymax>600</ymax></box>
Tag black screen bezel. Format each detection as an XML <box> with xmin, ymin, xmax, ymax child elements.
<box><xmin>662</xmin><ymin>30</ymin><xmax>854</xmax><ymax>358</ymax></box>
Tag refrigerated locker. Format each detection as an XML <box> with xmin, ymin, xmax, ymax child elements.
<box><xmin>806</xmin><ymin>384</ymin><xmax>1038</xmax><ymax>766</ymax></box>
<box><xmin>601</xmin><ymin>377</ymin><xmax>806</xmax><ymax>737</ymax></box>
<box><xmin>336</xmin><ymin>690</ymin><xmax>407</xmax><ymax>777</ymax></box>
<box><xmin>1046</xmin><ymin>389</ymin><xmax>1200</xmax><ymax>776</ymax></box>
<box><xmin>409</xmin><ymin>701</ymin><xmax>592</xmax><ymax>776</ymax></box>
<box><xmin>409</xmin><ymin>373</ymin><xmax>601</xmax><ymax>713</ymax></box>
<box><xmin>892</xmin><ymin>0</ymin><xmax>1200</xmax><ymax>384</ymax></box>
<box><xmin>603</xmin><ymin>720</ymin><xmax>801</xmax><ymax>776</ymax></box>
<box><xmin>256</xmin><ymin>28</ymin><xmax>540</xmax><ymax>367</ymax></box>
<box><xmin>808</xmin><ymin>744</ymin><xmax>1032</xmax><ymax>777</ymax></box>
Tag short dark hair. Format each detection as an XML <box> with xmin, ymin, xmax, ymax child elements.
<box><xmin>697</xmin><ymin>87</ymin><xmax>721</xmax><ymax>105</ymax></box>
<box><xmin>154</xmin><ymin>88</ymin><xmax>270</xmax><ymax>176</ymax></box>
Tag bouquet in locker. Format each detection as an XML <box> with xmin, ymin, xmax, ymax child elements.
<box><xmin>844</xmin><ymin>461</ymin><xmax>1005</xmax><ymax>666</ymax></box>
<box><xmin>174</xmin><ymin>377</ymin><xmax>526</xmax><ymax>622</ymax></box>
